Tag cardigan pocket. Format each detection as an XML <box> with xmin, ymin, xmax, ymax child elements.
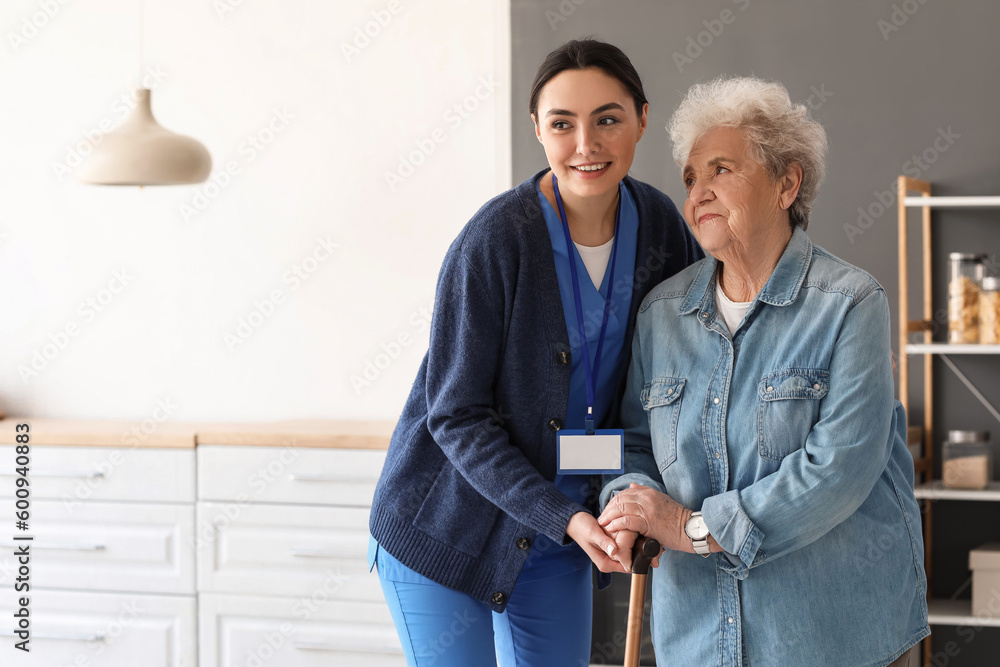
<box><xmin>412</xmin><ymin>462</ymin><xmax>500</xmax><ymax>557</ymax></box>
<box><xmin>640</xmin><ymin>377</ymin><xmax>686</xmax><ymax>473</ymax></box>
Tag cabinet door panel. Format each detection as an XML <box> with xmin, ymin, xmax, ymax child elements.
<box><xmin>197</xmin><ymin>446</ymin><xmax>385</xmax><ymax>506</ymax></box>
<box><xmin>0</xmin><ymin>500</ymin><xmax>196</xmax><ymax>595</ymax></box>
<box><xmin>0</xmin><ymin>446</ymin><xmax>195</xmax><ymax>503</ymax></box>
<box><xmin>197</xmin><ymin>502</ymin><xmax>381</xmax><ymax>601</ymax></box>
<box><xmin>200</xmin><ymin>593</ymin><xmax>403</xmax><ymax>667</ymax></box>
<box><xmin>0</xmin><ymin>589</ymin><xmax>196</xmax><ymax>666</ymax></box>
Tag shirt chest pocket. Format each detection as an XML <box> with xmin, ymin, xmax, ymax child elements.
<box><xmin>640</xmin><ymin>377</ymin><xmax>686</xmax><ymax>473</ymax></box>
<box><xmin>757</xmin><ymin>369</ymin><xmax>830</xmax><ymax>462</ymax></box>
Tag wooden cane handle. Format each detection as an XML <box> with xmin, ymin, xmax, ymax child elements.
<box><xmin>630</xmin><ymin>536</ymin><xmax>661</xmax><ymax>575</ymax></box>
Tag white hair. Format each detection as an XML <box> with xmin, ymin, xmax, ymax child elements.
<box><xmin>667</xmin><ymin>76</ymin><xmax>828</xmax><ymax>229</ymax></box>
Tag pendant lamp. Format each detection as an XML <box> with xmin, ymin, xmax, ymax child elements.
<box><xmin>77</xmin><ymin>0</ymin><xmax>211</xmax><ymax>186</ymax></box>
<box><xmin>77</xmin><ymin>88</ymin><xmax>211</xmax><ymax>185</ymax></box>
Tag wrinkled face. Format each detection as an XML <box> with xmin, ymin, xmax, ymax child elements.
<box><xmin>681</xmin><ymin>126</ymin><xmax>787</xmax><ymax>258</ymax></box>
<box><xmin>532</xmin><ymin>68</ymin><xmax>647</xmax><ymax>200</ymax></box>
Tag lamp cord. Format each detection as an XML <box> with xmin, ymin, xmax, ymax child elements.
<box><xmin>138</xmin><ymin>0</ymin><xmax>144</xmax><ymax>86</ymax></box>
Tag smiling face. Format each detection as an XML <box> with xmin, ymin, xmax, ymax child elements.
<box><xmin>681</xmin><ymin>126</ymin><xmax>798</xmax><ymax>260</ymax></box>
<box><xmin>532</xmin><ymin>68</ymin><xmax>647</xmax><ymax>201</ymax></box>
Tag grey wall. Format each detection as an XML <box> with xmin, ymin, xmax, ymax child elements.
<box><xmin>513</xmin><ymin>1</ymin><xmax>1000</xmax><ymax>664</ymax></box>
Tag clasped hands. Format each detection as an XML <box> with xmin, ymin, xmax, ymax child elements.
<box><xmin>565</xmin><ymin>483</ymin><xmax>722</xmax><ymax>574</ymax></box>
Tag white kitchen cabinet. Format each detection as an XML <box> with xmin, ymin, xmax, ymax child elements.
<box><xmin>195</xmin><ymin>445</ymin><xmax>402</xmax><ymax>666</ymax></box>
<box><xmin>0</xmin><ymin>588</ymin><xmax>197</xmax><ymax>667</ymax></box>
<box><xmin>0</xmin><ymin>499</ymin><xmax>196</xmax><ymax>595</ymax></box>
<box><xmin>196</xmin><ymin>502</ymin><xmax>381</xmax><ymax>601</ymax></box>
<box><xmin>199</xmin><ymin>592</ymin><xmax>403</xmax><ymax>667</ymax></box>
<box><xmin>196</xmin><ymin>445</ymin><xmax>384</xmax><ymax>506</ymax></box>
<box><xmin>0</xmin><ymin>445</ymin><xmax>196</xmax><ymax>503</ymax></box>
<box><xmin>0</xmin><ymin>419</ymin><xmax>398</xmax><ymax>666</ymax></box>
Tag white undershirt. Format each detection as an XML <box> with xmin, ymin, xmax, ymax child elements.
<box><xmin>715</xmin><ymin>279</ymin><xmax>753</xmax><ymax>335</ymax></box>
<box><xmin>574</xmin><ymin>237</ymin><xmax>614</xmax><ymax>290</ymax></box>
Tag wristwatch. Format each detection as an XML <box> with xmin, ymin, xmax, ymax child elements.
<box><xmin>684</xmin><ymin>511</ymin><xmax>711</xmax><ymax>557</ymax></box>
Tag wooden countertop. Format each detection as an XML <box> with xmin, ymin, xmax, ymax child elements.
<box><xmin>0</xmin><ymin>418</ymin><xmax>395</xmax><ymax>450</ymax></box>
<box><xmin>195</xmin><ymin>419</ymin><xmax>394</xmax><ymax>449</ymax></box>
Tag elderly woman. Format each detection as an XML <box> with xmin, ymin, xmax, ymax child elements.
<box><xmin>598</xmin><ymin>76</ymin><xmax>930</xmax><ymax>667</ymax></box>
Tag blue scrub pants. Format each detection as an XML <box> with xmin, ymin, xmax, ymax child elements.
<box><xmin>374</xmin><ymin>544</ymin><xmax>593</xmax><ymax>667</ymax></box>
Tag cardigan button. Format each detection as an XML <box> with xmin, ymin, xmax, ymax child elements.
<box><xmin>491</xmin><ymin>591</ymin><xmax>505</xmax><ymax>605</ymax></box>
<box><xmin>516</xmin><ymin>537</ymin><xmax>531</xmax><ymax>551</ymax></box>
<box><xmin>557</xmin><ymin>350</ymin><xmax>571</xmax><ymax>365</ymax></box>
<box><xmin>547</xmin><ymin>418</ymin><xmax>562</xmax><ymax>431</ymax></box>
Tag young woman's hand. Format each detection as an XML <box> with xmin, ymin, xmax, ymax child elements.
<box><xmin>608</xmin><ymin>528</ymin><xmax>663</xmax><ymax>572</ymax></box>
<box><xmin>565</xmin><ymin>512</ymin><xmax>628</xmax><ymax>574</ymax></box>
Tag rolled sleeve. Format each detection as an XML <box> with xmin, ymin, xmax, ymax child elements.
<box><xmin>701</xmin><ymin>489</ymin><xmax>765</xmax><ymax>579</ymax></box>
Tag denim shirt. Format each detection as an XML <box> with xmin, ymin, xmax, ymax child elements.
<box><xmin>601</xmin><ymin>228</ymin><xmax>929</xmax><ymax>667</ymax></box>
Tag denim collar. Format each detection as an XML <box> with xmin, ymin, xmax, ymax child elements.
<box><xmin>679</xmin><ymin>225</ymin><xmax>813</xmax><ymax>316</ymax></box>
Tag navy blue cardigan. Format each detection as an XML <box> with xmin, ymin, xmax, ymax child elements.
<box><xmin>369</xmin><ymin>169</ymin><xmax>702</xmax><ymax>612</ymax></box>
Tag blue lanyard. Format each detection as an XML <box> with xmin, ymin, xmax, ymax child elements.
<box><xmin>552</xmin><ymin>173</ymin><xmax>621</xmax><ymax>435</ymax></box>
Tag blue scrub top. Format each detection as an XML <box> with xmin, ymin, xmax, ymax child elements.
<box><xmin>521</xmin><ymin>177</ymin><xmax>638</xmax><ymax>580</ymax></box>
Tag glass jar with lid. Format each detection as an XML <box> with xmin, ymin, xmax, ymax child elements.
<box><xmin>942</xmin><ymin>430</ymin><xmax>992</xmax><ymax>490</ymax></box>
<box><xmin>949</xmin><ymin>253</ymin><xmax>984</xmax><ymax>344</ymax></box>
<box><xmin>981</xmin><ymin>276</ymin><xmax>1000</xmax><ymax>345</ymax></box>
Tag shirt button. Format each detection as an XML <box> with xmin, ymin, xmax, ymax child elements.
<box><xmin>666</xmin><ymin>388</ymin><xmax>674</xmax><ymax>395</ymax></box>
<box><xmin>713</xmin><ymin>397</ymin><xmax>720</xmax><ymax>405</ymax></box>
<box><xmin>728</xmin><ymin>616</ymin><xmax>734</xmax><ymax>624</ymax></box>
<box><xmin>715</xmin><ymin>452</ymin><xmax>721</xmax><ymax>459</ymax></box>
<box><xmin>491</xmin><ymin>591</ymin><xmax>505</xmax><ymax>605</ymax></box>
<box><xmin>813</xmin><ymin>383</ymin><xmax>821</xmax><ymax>390</ymax></box>
<box><xmin>547</xmin><ymin>418</ymin><xmax>562</xmax><ymax>431</ymax></box>
<box><xmin>516</xmin><ymin>538</ymin><xmax>530</xmax><ymax>551</ymax></box>
<box><xmin>701</xmin><ymin>313</ymin><xmax>709</xmax><ymax>319</ymax></box>
<box><xmin>766</xmin><ymin>386</ymin><xmax>774</xmax><ymax>392</ymax></box>
<box><xmin>558</xmin><ymin>351</ymin><xmax>571</xmax><ymax>365</ymax></box>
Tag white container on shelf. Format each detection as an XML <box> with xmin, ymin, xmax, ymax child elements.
<box><xmin>971</xmin><ymin>543</ymin><xmax>1000</xmax><ymax>618</ymax></box>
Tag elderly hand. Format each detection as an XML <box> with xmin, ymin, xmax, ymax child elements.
<box><xmin>599</xmin><ymin>483</ymin><xmax>723</xmax><ymax>555</ymax></box>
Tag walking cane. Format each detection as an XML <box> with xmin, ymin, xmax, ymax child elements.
<box><xmin>624</xmin><ymin>535</ymin><xmax>660</xmax><ymax>667</ymax></box>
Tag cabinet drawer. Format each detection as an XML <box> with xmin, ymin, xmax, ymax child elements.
<box><xmin>199</xmin><ymin>592</ymin><xmax>403</xmax><ymax>667</ymax></box>
<box><xmin>197</xmin><ymin>446</ymin><xmax>385</xmax><ymax>506</ymax></box>
<box><xmin>0</xmin><ymin>445</ymin><xmax>195</xmax><ymax>503</ymax></box>
<box><xmin>0</xmin><ymin>500</ymin><xmax>195</xmax><ymax>595</ymax></box>
<box><xmin>197</xmin><ymin>502</ymin><xmax>381</xmax><ymax>601</ymax></box>
<box><xmin>0</xmin><ymin>588</ymin><xmax>196</xmax><ymax>666</ymax></box>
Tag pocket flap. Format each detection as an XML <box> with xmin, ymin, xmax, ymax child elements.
<box><xmin>641</xmin><ymin>377</ymin><xmax>686</xmax><ymax>410</ymax></box>
<box><xmin>758</xmin><ymin>369</ymin><xmax>830</xmax><ymax>401</ymax></box>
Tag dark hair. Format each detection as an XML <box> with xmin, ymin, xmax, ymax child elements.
<box><xmin>529</xmin><ymin>38</ymin><xmax>648</xmax><ymax>119</ymax></box>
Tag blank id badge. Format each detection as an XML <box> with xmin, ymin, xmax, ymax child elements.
<box><xmin>556</xmin><ymin>429</ymin><xmax>624</xmax><ymax>474</ymax></box>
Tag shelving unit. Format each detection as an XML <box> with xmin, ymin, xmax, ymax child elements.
<box><xmin>898</xmin><ymin>177</ymin><xmax>1000</xmax><ymax>666</ymax></box>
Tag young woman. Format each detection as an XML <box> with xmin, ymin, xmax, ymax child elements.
<box><xmin>368</xmin><ymin>39</ymin><xmax>702</xmax><ymax>666</ymax></box>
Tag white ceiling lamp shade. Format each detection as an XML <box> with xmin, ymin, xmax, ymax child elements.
<box><xmin>77</xmin><ymin>88</ymin><xmax>212</xmax><ymax>186</ymax></box>
<box><xmin>78</xmin><ymin>0</ymin><xmax>211</xmax><ymax>186</ymax></box>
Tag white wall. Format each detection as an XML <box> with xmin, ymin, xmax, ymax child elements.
<box><xmin>0</xmin><ymin>0</ymin><xmax>512</xmax><ymax>421</ymax></box>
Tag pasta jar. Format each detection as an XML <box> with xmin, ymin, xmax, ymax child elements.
<box><xmin>981</xmin><ymin>276</ymin><xmax>1000</xmax><ymax>345</ymax></box>
<box><xmin>949</xmin><ymin>253</ymin><xmax>984</xmax><ymax>344</ymax></box>
<box><xmin>942</xmin><ymin>431</ymin><xmax>992</xmax><ymax>490</ymax></box>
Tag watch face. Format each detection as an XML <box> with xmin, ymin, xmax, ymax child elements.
<box><xmin>686</xmin><ymin>515</ymin><xmax>710</xmax><ymax>540</ymax></box>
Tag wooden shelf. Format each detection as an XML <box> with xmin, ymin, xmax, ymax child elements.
<box><xmin>906</xmin><ymin>343</ymin><xmax>1000</xmax><ymax>355</ymax></box>
<box><xmin>904</xmin><ymin>196</ymin><xmax>1000</xmax><ymax>208</ymax></box>
<box><xmin>927</xmin><ymin>599</ymin><xmax>1000</xmax><ymax>627</ymax></box>
<box><xmin>914</xmin><ymin>482</ymin><xmax>1000</xmax><ymax>501</ymax></box>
